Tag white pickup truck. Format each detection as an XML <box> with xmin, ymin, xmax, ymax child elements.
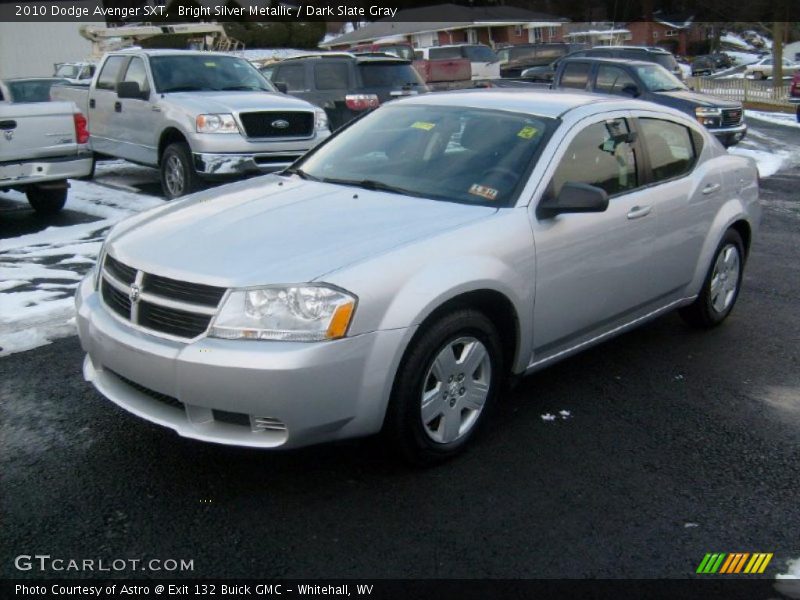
<box><xmin>0</xmin><ymin>86</ymin><xmax>93</xmax><ymax>214</ymax></box>
<box><xmin>52</xmin><ymin>49</ymin><xmax>331</xmax><ymax>199</ymax></box>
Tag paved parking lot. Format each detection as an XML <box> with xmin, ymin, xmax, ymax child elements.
<box><xmin>1</xmin><ymin>118</ymin><xmax>799</xmax><ymax>582</ymax></box>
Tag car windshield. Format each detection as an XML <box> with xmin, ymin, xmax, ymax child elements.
<box><xmin>7</xmin><ymin>79</ymin><xmax>66</xmax><ymax>102</ymax></box>
<box><xmin>150</xmin><ymin>55</ymin><xmax>276</xmax><ymax>93</ymax></box>
<box><xmin>293</xmin><ymin>104</ymin><xmax>555</xmax><ymax>207</ymax></box>
<box><xmin>358</xmin><ymin>63</ymin><xmax>426</xmax><ymax>88</ymax></box>
<box><xmin>381</xmin><ymin>46</ymin><xmax>415</xmax><ymax>60</ymax></box>
<box><xmin>634</xmin><ymin>65</ymin><xmax>687</xmax><ymax>92</ymax></box>
<box><xmin>54</xmin><ymin>64</ymin><xmax>80</xmax><ymax>78</ymax></box>
<box><xmin>653</xmin><ymin>53</ymin><xmax>679</xmax><ymax>72</ymax></box>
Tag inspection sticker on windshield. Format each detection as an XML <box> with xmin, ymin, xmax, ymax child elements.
<box><xmin>204</xmin><ymin>62</ymin><xmax>217</xmax><ymax>67</ymax></box>
<box><xmin>411</xmin><ymin>121</ymin><xmax>436</xmax><ymax>131</ymax></box>
<box><xmin>469</xmin><ymin>184</ymin><xmax>499</xmax><ymax>201</ymax></box>
<box><xmin>517</xmin><ymin>125</ymin><xmax>539</xmax><ymax>139</ymax></box>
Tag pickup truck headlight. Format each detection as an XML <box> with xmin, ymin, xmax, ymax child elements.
<box><xmin>695</xmin><ymin>107</ymin><xmax>722</xmax><ymax>126</ymax></box>
<box><xmin>196</xmin><ymin>113</ymin><xmax>240</xmax><ymax>134</ymax></box>
<box><xmin>314</xmin><ymin>109</ymin><xmax>329</xmax><ymax>131</ymax></box>
<box><xmin>209</xmin><ymin>285</ymin><xmax>356</xmax><ymax>342</ymax></box>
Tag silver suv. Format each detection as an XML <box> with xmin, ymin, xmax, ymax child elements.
<box><xmin>76</xmin><ymin>90</ymin><xmax>760</xmax><ymax>464</ymax></box>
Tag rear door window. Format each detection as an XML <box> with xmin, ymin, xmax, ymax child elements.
<box><xmin>638</xmin><ymin>118</ymin><xmax>698</xmax><ymax>182</ymax></box>
<box><xmin>560</xmin><ymin>62</ymin><xmax>591</xmax><ymax>89</ymax></box>
<box><xmin>314</xmin><ymin>62</ymin><xmax>349</xmax><ymax>90</ymax></box>
<box><xmin>595</xmin><ymin>65</ymin><xmax>636</xmax><ymax>95</ymax></box>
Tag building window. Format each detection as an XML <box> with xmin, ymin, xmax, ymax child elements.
<box><xmin>514</xmin><ymin>25</ymin><xmax>524</xmax><ymax>37</ymax></box>
<box><xmin>653</xmin><ymin>31</ymin><xmax>659</xmax><ymax>40</ymax></box>
<box><xmin>530</xmin><ymin>27</ymin><xmax>543</xmax><ymax>43</ymax></box>
<box><xmin>665</xmin><ymin>29</ymin><xmax>678</xmax><ymax>37</ymax></box>
<box><xmin>549</xmin><ymin>26</ymin><xmax>558</xmax><ymax>40</ymax></box>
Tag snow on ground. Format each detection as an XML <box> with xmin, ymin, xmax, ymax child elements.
<box><xmin>775</xmin><ymin>557</ymin><xmax>800</xmax><ymax>599</ymax></box>
<box><xmin>721</xmin><ymin>34</ymin><xmax>750</xmax><ymax>50</ymax></box>
<box><xmin>747</xmin><ymin>109</ymin><xmax>800</xmax><ymax>129</ymax></box>
<box><xmin>0</xmin><ymin>171</ymin><xmax>164</xmax><ymax>356</ymax></box>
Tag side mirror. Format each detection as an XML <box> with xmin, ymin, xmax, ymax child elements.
<box><xmin>117</xmin><ymin>81</ymin><xmax>148</xmax><ymax>100</ymax></box>
<box><xmin>537</xmin><ymin>182</ymin><xmax>609</xmax><ymax>219</ymax></box>
<box><xmin>274</xmin><ymin>81</ymin><xmax>288</xmax><ymax>94</ymax></box>
<box><xmin>621</xmin><ymin>83</ymin><xmax>640</xmax><ymax>98</ymax></box>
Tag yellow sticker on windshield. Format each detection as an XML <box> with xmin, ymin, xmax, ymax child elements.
<box><xmin>517</xmin><ymin>125</ymin><xmax>538</xmax><ymax>139</ymax></box>
<box><xmin>469</xmin><ymin>184</ymin><xmax>499</xmax><ymax>201</ymax></box>
<box><xmin>411</xmin><ymin>121</ymin><xmax>436</xmax><ymax>131</ymax></box>
<box><xmin>204</xmin><ymin>62</ymin><xmax>217</xmax><ymax>67</ymax></box>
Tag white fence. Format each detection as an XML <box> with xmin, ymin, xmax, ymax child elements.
<box><xmin>687</xmin><ymin>77</ymin><xmax>794</xmax><ymax>109</ymax></box>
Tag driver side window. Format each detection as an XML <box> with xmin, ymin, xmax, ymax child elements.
<box><xmin>548</xmin><ymin>118</ymin><xmax>638</xmax><ymax>198</ymax></box>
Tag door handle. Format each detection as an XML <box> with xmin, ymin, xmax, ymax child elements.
<box><xmin>702</xmin><ymin>183</ymin><xmax>721</xmax><ymax>195</ymax></box>
<box><xmin>114</xmin><ymin>102</ymin><xmax>122</xmax><ymax>113</ymax></box>
<box><xmin>627</xmin><ymin>205</ymin><xmax>651</xmax><ymax>220</ymax></box>
<box><xmin>89</xmin><ymin>98</ymin><xmax>95</xmax><ymax>109</ymax></box>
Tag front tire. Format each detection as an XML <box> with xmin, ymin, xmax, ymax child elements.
<box><xmin>679</xmin><ymin>229</ymin><xmax>745</xmax><ymax>328</ymax></box>
<box><xmin>26</xmin><ymin>184</ymin><xmax>67</xmax><ymax>214</ymax></box>
<box><xmin>384</xmin><ymin>309</ymin><xmax>503</xmax><ymax>465</ymax></box>
<box><xmin>160</xmin><ymin>142</ymin><xmax>201</xmax><ymax>200</ymax></box>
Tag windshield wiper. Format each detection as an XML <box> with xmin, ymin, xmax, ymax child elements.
<box><xmin>161</xmin><ymin>86</ymin><xmax>208</xmax><ymax>93</ymax></box>
<box><xmin>282</xmin><ymin>167</ymin><xmax>321</xmax><ymax>181</ymax></box>
<box><xmin>218</xmin><ymin>85</ymin><xmax>265</xmax><ymax>91</ymax></box>
<box><xmin>320</xmin><ymin>177</ymin><xmax>421</xmax><ymax>196</ymax></box>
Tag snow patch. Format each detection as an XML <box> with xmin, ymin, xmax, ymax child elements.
<box><xmin>729</xmin><ymin>147</ymin><xmax>788</xmax><ymax>178</ymax></box>
<box><xmin>746</xmin><ymin>110</ymin><xmax>800</xmax><ymax>130</ymax></box>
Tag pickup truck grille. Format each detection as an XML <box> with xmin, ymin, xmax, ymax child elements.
<box><xmin>239</xmin><ymin>111</ymin><xmax>314</xmax><ymax>138</ymax></box>
<box><xmin>721</xmin><ymin>108</ymin><xmax>743</xmax><ymax>127</ymax></box>
<box><xmin>100</xmin><ymin>255</ymin><xmax>226</xmax><ymax>340</ymax></box>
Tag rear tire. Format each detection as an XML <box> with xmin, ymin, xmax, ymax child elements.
<box><xmin>160</xmin><ymin>142</ymin><xmax>201</xmax><ymax>200</ymax></box>
<box><xmin>26</xmin><ymin>184</ymin><xmax>67</xmax><ymax>215</ymax></box>
<box><xmin>384</xmin><ymin>309</ymin><xmax>503</xmax><ymax>466</ymax></box>
<box><xmin>679</xmin><ymin>229</ymin><xmax>745</xmax><ymax>328</ymax></box>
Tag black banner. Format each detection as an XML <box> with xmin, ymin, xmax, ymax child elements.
<box><xmin>4</xmin><ymin>579</ymin><xmax>800</xmax><ymax>600</ymax></box>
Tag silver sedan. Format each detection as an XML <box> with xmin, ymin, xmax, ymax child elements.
<box><xmin>75</xmin><ymin>89</ymin><xmax>760</xmax><ymax>464</ymax></box>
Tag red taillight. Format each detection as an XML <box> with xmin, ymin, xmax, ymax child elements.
<box><xmin>345</xmin><ymin>94</ymin><xmax>380</xmax><ymax>111</ymax></box>
<box><xmin>73</xmin><ymin>113</ymin><xmax>89</xmax><ymax>144</ymax></box>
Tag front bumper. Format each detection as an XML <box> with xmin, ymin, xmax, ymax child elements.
<box><xmin>0</xmin><ymin>153</ymin><xmax>93</xmax><ymax>188</ymax></box>
<box><xmin>193</xmin><ymin>151</ymin><xmax>303</xmax><ymax>176</ymax></box>
<box><xmin>709</xmin><ymin>123</ymin><xmax>747</xmax><ymax>146</ymax></box>
<box><xmin>75</xmin><ymin>276</ymin><xmax>411</xmax><ymax>449</ymax></box>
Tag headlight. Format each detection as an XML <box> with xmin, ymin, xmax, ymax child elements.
<box><xmin>314</xmin><ymin>109</ymin><xmax>329</xmax><ymax>131</ymax></box>
<box><xmin>695</xmin><ymin>107</ymin><xmax>722</xmax><ymax>117</ymax></box>
<box><xmin>209</xmin><ymin>285</ymin><xmax>356</xmax><ymax>342</ymax></box>
<box><xmin>196</xmin><ymin>113</ymin><xmax>240</xmax><ymax>134</ymax></box>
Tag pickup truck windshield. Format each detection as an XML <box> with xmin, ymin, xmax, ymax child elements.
<box><xmin>150</xmin><ymin>55</ymin><xmax>275</xmax><ymax>93</ymax></box>
<box><xmin>635</xmin><ymin>65</ymin><xmax>687</xmax><ymax>92</ymax></box>
<box><xmin>295</xmin><ymin>104</ymin><xmax>555</xmax><ymax>207</ymax></box>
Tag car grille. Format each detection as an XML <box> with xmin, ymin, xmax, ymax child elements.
<box><xmin>239</xmin><ymin>111</ymin><xmax>314</xmax><ymax>138</ymax></box>
<box><xmin>721</xmin><ymin>108</ymin><xmax>743</xmax><ymax>127</ymax></box>
<box><xmin>100</xmin><ymin>255</ymin><xmax>226</xmax><ymax>340</ymax></box>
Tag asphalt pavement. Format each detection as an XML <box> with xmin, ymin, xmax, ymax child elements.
<box><xmin>1</xmin><ymin>130</ymin><xmax>799</xmax><ymax>582</ymax></box>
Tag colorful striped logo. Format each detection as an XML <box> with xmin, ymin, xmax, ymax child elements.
<box><xmin>696</xmin><ymin>553</ymin><xmax>773</xmax><ymax>574</ymax></box>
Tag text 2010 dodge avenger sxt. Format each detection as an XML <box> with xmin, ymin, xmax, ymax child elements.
<box><xmin>76</xmin><ymin>89</ymin><xmax>760</xmax><ymax>463</ymax></box>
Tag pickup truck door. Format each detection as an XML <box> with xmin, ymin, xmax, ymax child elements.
<box><xmin>529</xmin><ymin>114</ymin><xmax>660</xmax><ymax>360</ymax></box>
<box><xmin>631</xmin><ymin>112</ymin><xmax>724</xmax><ymax>299</ymax></box>
<box><xmin>87</xmin><ymin>55</ymin><xmax>128</xmax><ymax>156</ymax></box>
<box><xmin>114</xmin><ymin>56</ymin><xmax>159</xmax><ymax>165</ymax></box>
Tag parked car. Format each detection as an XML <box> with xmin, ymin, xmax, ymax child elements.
<box><xmin>552</xmin><ymin>57</ymin><xmax>747</xmax><ymax>147</ymax></box>
<box><xmin>76</xmin><ymin>89</ymin><xmax>760</xmax><ymax>464</ymax></box>
<box><xmin>262</xmin><ymin>53</ymin><xmax>428</xmax><ymax>130</ymax></box>
<box><xmin>51</xmin><ymin>50</ymin><xmax>330</xmax><ymax>199</ymax></box>
<box><xmin>496</xmin><ymin>43</ymin><xmax>586</xmax><ymax>78</ymax></box>
<box><xmin>54</xmin><ymin>62</ymin><xmax>96</xmax><ymax>85</ymax></box>
<box><xmin>415</xmin><ymin>44</ymin><xmax>500</xmax><ymax>80</ymax></box>
<box><xmin>0</xmin><ymin>78</ymin><xmax>68</xmax><ymax>103</ymax></box>
<box><xmin>691</xmin><ymin>55</ymin><xmax>717</xmax><ymax>76</ymax></box>
<box><xmin>789</xmin><ymin>71</ymin><xmax>800</xmax><ymax>122</ymax></box>
<box><xmin>523</xmin><ymin>45</ymin><xmax>683</xmax><ymax>83</ymax></box>
<box><xmin>0</xmin><ymin>100</ymin><xmax>92</xmax><ymax>213</ymax></box>
<box><xmin>744</xmin><ymin>57</ymin><xmax>800</xmax><ymax>80</ymax></box>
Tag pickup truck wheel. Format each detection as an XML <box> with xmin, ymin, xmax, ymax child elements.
<box><xmin>26</xmin><ymin>185</ymin><xmax>67</xmax><ymax>215</ymax></box>
<box><xmin>161</xmin><ymin>142</ymin><xmax>200</xmax><ymax>199</ymax></box>
<box><xmin>385</xmin><ymin>309</ymin><xmax>503</xmax><ymax>466</ymax></box>
<box><xmin>679</xmin><ymin>229</ymin><xmax>744</xmax><ymax>328</ymax></box>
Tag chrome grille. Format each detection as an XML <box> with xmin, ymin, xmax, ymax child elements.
<box><xmin>100</xmin><ymin>255</ymin><xmax>226</xmax><ymax>340</ymax></box>
<box><xmin>239</xmin><ymin>111</ymin><xmax>314</xmax><ymax>138</ymax></box>
<box><xmin>721</xmin><ymin>108</ymin><xmax>743</xmax><ymax>127</ymax></box>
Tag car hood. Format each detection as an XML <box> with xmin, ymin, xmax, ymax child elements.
<box><xmin>107</xmin><ymin>176</ymin><xmax>497</xmax><ymax>287</ymax></box>
<box><xmin>655</xmin><ymin>89</ymin><xmax>741</xmax><ymax>109</ymax></box>
<box><xmin>164</xmin><ymin>91</ymin><xmax>318</xmax><ymax>114</ymax></box>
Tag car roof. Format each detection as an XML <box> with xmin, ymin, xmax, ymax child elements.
<box><xmin>561</xmin><ymin>57</ymin><xmax>656</xmax><ymax>68</ymax></box>
<box><xmin>3</xmin><ymin>77</ymin><xmax>66</xmax><ymax>82</ymax></box>
<box><xmin>396</xmin><ymin>87</ymin><xmax>647</xmax><ymax>118</ymax></box>
<box><xmin>591</xmin><ymin>46</ymin><xmax>671</xmax><ymax>54</ymax></box>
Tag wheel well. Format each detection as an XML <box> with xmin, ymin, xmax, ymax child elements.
<box><xmin>158</xmin><ymin>129</ymin><xmax>187</xmax><ymax>164</ymax></box>
<box><xmin>416</xmin><ymin>290</ymin><xmax>520</xmax><ymax>376</ymax></box>
<box><xmin>730</xmin><ymin>220</ymin><xmax>752</xmax><ymax>258</ymax></box>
